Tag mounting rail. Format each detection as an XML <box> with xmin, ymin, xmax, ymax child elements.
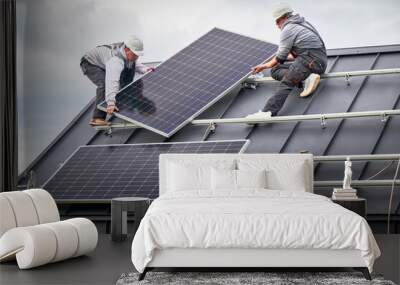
<box><xmin>314</xmin><ymin>154</ymin><xmax>400</xmax><ymax>162</ymax></box>
<box><xmin>191</xmin><ymin>109</ymin><xmax>400</xmax><ymax>126</ymax></box>
<box><xmin>245</xmin><ymin>67</ymin><xmax>400</xmax><ymax>85</ymax></box>
<box><xmin>95</xmin><ymin>109</ymin><xmax>400</xmax><ymax>132</ymax></box>
<box><xmin>314</xmin><ymin>180</ymin><xmax>400</xmax><ymax>187</ymax></box>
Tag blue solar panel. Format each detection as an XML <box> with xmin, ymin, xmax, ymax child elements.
<box><xmin>42</xmin><ymin>140</ymin><xmax>249</xmax><ymax>201</ymax></box>
<box><xmin>98</xmin><ymin>28</ymin><xmax>277</xmax><ymax>137</ymax></box>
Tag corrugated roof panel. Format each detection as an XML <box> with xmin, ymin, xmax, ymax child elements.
<box><xmin>245</xmin><ymin>57</ymin><xmax>338</xmax><ymax>153</ymax></box>
<box><xmin>207</xmin><ymin>81</ymin><xmax>278</xmax><ymax>141</ymax></box>
<box><xmin>281</xmin><ymin>54</ymin><xmax>378</xmax><ymax>155</ymax></box>
<box><xmin>20</xmin><ymin>104</ymin><xmax>98</xmax><ymax>186</ymax></box>
<box><xmin>124</xmin><ymin>128</ymin><xmax>165</xmax><ymax>144</ymax></box>
<box><xmin>361</xmin><ymin>102</ymin><xmax>400</xmax><ymax>181</ymax></box>
<box><xmin>356</xmin><ymin>98</ymin><xmax>400</xmax><ymax>214</ymax></box>
<box><xmin>315</xmin><ymin>52</ymin><xmax>400</xmax><ymax>181</ymax></box>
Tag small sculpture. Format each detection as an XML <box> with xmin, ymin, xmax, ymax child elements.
<box><xmin>343</xmin><ymin>157</ymin><xmax>353</xmax><ymax>190</ymax></box>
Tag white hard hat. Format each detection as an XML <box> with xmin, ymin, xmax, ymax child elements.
<box><xmin>124</xmin><ymin>35</ymin><xmax>144</xmax><ymax>56</ymax></box>
<box><xmin>272</xmin><ymin>2</ymin><xmax>293</xmax><ymax>21</ymax></box>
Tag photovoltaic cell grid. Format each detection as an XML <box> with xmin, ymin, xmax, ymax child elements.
<box><xmin>43</xmin><ymin>140</ymin><xmax>248</xmax><ymax>200</ymax></box>
<box><xmin>98</xmin><ymin>28</ymin><xmax>277</xmax><ymax>137</ymax></box>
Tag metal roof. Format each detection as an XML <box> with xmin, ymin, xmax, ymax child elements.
<box><xmin>19</xmin><ymin>44</ymin><xmax>400</xmax><ymax>216</ymax></box>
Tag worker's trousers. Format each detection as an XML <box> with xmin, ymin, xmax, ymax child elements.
<box><xmin>80</xmin><ymin>58</ymin><xmax>135</xmax><ymax>120</ymax></box>
<box><xmin>80</xmin><ymin>58</ymin><xmax>107</xmax><ymax>119</ymax></box>
<box><xmin>262</xmin><ymin>50</ymin><xmax>327</xmax><ymax>116</ymax></box>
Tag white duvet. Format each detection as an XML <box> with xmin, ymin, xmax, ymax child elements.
<box><xmin>131</xmin><ymin>190</ymin><xmax>380</xmax><ymax>273</ymax></box>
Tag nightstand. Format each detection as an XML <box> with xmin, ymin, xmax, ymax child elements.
<box><xmin>332</xmin><ymin>198</ymin><xmax>366</xmax><ymax>218</ymax></box>
<box><xmin>111</xmin><ymin>197</ymin><xmax>150</xmax><ymax>242</ymax></box>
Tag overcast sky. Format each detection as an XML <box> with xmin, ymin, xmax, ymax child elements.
<box><xmin>17</xmin><ymin>0</ymin><xmax>400</xmax><ymax>172</ymax></box>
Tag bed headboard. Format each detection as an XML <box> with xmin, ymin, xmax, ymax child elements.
<box><xmin>159</xmin><ymin>153</ymin><xmax>314</xmax><ymax>195</ymax></box>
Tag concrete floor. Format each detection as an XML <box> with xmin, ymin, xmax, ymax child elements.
<box><xmin>0</xmin><ymin>235</ymin><xmax>134</xmax><ymax>285</ymax></box>
<box><xmin>1</xmin><ymin>234</ymin><xmax>399</xmax><ymax>285</ymax></box>
<box><xmin>374</xmin><ymin>234</ymin><xmax>400</xmax><ymax>284</ymax></box>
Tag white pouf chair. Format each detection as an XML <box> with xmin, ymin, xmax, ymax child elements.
<box><xmin>0</xmin><ymin>189</ymin><xmax>98</xmax><ymax>269</ymax></box>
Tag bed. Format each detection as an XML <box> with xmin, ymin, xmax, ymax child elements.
<box><xmin>131</xmin><ymin>153</ymin><xmax>380</xmax><ymax>280</ymax></box>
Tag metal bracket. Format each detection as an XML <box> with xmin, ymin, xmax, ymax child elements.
<box><xmin>320</xmin><ymin>115</ymin><xmax>327</xmax><ymax>129</ymax></box>
<box><xmin>202</xmin><ymin>122</ymin><xmax>216</xmax><ymax>141</ymax></box>
<box><xmin>345</xmin><ymin>73</ymin><xmax>351</xmax><ymax>86</ymax></box>
<box><xmin>27</xmin><ymin>170</ymin><xmax>37</xmax><ymax>188</ymax></box>
<box><xmin>242</xmin><ymin>82</ymin><xmax>258</xmax><ymax>89</ymax></box>
<box><xmin>380</xmin><ymin>112</ymin><xmax>388</xmax><ymax>122</ymax></box>
<box><xmin>106</xmin><ymin>127</ymin><xmax>113</xmax><ymax>137</ymax></box>
<box><xmin>94</xmin><ymin>122</ymin><xmax>140</xmax><ymax>137</ymax></box>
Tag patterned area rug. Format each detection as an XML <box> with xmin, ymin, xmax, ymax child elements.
<box><xmin>116</xmin><ymin>271</ymin><xmax>395</xmax><ymax>285</ymax></box>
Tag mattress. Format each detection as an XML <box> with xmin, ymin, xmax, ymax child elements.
<box><xmin>131</xmin><ymin>190</ymin><xmax>380</xmax><ymax>273</ymax></box>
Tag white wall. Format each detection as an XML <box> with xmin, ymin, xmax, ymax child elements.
<box><xmin>17</xmin><ymin>0</ymin><xmax>400</xmax><ymax>173</ymax></box>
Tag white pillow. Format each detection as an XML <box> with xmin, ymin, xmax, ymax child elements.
<box><xmin>168</xmin><ymin>162</ymin><xmax>209</xmax><ymax>191</ymax></box>
<box><xmin>211</xmin><ymin>168</ymin><xmax>236</xmax><ymax>190</ymax></box>
<box><xmin>238</xmin><ymin>158</ymin><xmax>308</xmax><ymax>192</ymax></box>
<box><xmin>236</xmin><ymin>169</ymin><xmax>267</xmax><ymax>189</ymax></box>
<box><xmin>211</xmin><ymin>168</ymin><xmax>267</xmax><ymax>191</ymax></box>
<box><xmin>167</xmin><ymin>159</ymin><xmax>235</xmax><ymax>192</ymax></box>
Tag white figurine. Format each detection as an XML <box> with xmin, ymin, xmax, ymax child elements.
<box><xmin>343</xmin><ymin>157</ymin><xmax>353</xmax><ymax>190</ymax></box>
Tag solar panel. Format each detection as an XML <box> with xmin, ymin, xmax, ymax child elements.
<box><xmin>43</xmin><ymin>140</ymin><xmax>249</xmax><ymax>201</ymax></box>
<box><xmin>98</xmin><ymin>28</ymin><xmax>277</xmax><ymax>137</ymax></box>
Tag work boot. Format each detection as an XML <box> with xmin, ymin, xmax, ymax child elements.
<box><xmin>300</xmin><ymin>73</ymin><xmax>320</xmax><ymax>97</ymax></box>
<box><xmin>245</xmin><ymin>111</ymin><xmax>272</xmax><ymax>125</ymax></box>
<box><xmin>89</xmin><ymin>118</ymin><xmax>110</xmax><ymax>126</ymax></box>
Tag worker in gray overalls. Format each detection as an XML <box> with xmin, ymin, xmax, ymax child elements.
<box><xmin>80</xmin><ymin>35</ymin><xmax>154</xmax><ymax>126</ymax></box>
<box><xmin>248</xmin><ymin>3</ymin><xmax>327</xmax><ymax>120</ymax></box>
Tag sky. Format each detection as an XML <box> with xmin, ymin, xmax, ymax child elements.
<box><xmin>16</xmin><ymin>0</ymin><xmax>400</xmax><ymax>173</ymax></box>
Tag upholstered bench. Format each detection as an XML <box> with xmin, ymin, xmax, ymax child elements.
<box><xmin>0</xmin><ymin>189</ymin><xmax>98</xmax><ymax>269</ymax></box>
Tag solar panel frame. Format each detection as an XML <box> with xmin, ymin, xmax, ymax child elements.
<box><xmin>42</xmin><ymin>140</ymin><xmax>250</xmax><ymax>203</ymax></box>
<box><xmin>97</xmin><ymin>28</ymin><xmax>277</xmax><ymax>137</ymax></box>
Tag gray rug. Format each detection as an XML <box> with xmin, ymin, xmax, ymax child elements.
<box><xmin>116</xmin><ymin>271</ymin><xmax>396</xmax><ymax>285</ymax></box>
